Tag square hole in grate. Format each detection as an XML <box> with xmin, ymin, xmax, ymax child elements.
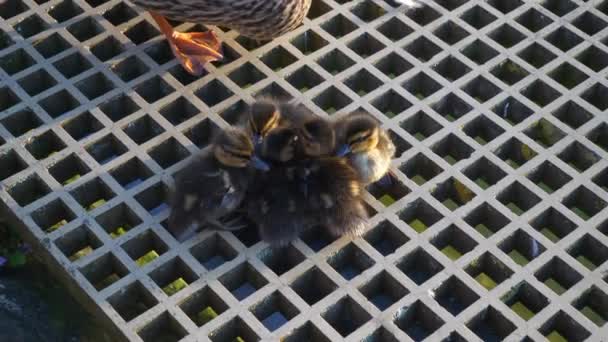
<box><xmin>372</xmin><ymin>90</ymin><xmax>412</xmax><ymax>118</ymax></box>
<box><xmin>404</xmin><ymin>36</ymin><xmax>441</xmax><ymax>62</ymax></box>
<box><xmin>498</xmin><ymin>182</ymin><xmax>541</xmax><ymax>216</ymax></box>
<box><xmin>183</xmin><ymin>119</ymin><xmax>220</xmax><ymax>149</ymax></box>
<box><xmin>546</xmin><ymin>27</ymin><xmax>583</xmax><ymax>52</ymax></box>
<box><xmin>433</xmin><ymin>0</ymin><xmax>467</xmax><ymax>10</ymax></box>
<box><xmin>367</xmin><ymin>178</ymin><xmax>410</xmax><ymax>207</ymax></box>
<box><xmin>261</xmin><ymin>46</ymin><xmax>297</xmax><ymax>72</ymax></box>
<box><xmin>0</xmin><ymin>88</ymin><xmax>18</xmax><ymax>114</ymax></box>
<box><xmin>160</xmin><ymin>97</ymin><xmax>199</xmax><ymax>127</ymax></box>
<box><xmin>527</xmin><ymin>161</ymin><xmax>571</xmax><ymax>194</ymax></box>
<box><xmin>399</xmin><ymin>199</ymin><xmax>443</xmax><ymax>234</ymax></box>
<box><xmin>502</xmin><ymin>281</ymin><xmax>548</xmax><ymax>321</ymax></box>
<box><xmin>209</xmin><ymin>316</ymin><xmax>260</xmax><ymax>342</ymax></box>
<box><xmin>167</xmin><ymin>64</ymin><xmax>199</xmax><ymax>86</ymax></box>
<box><xmin>229</xmin><ymin>62</ymin><xmax>266</xmax><ymax>89</ymax></box>
<box><xmin>14</xmin><ymin>14</ymin><xmax>49</xmax><ymax>39</ymax></box>
<box><xmin>581</xmin><ymin>82</ymin><xmax>608</xmax><ymax>111</ymax></box>
<box><xmin>467</xmin><ymin>306</ymin><xmax>516</xmax><ymax>341</ymax></box>
<box><xmin>364</xmin><ymin>220</ymin><xmax>409</xmax><ymax>256</ymax></box>
<box><xmin>433</xmin><ymin>56</ymin><xmax>471</xmax><ymax>82</ymax></box>
<box><xmin>135</xmin><ymin>182</ymin><xmax>170</xmax><ymax>217</ymax></box>
<box><xmin>465</xmin><ymin>202</ymin><xmax>510</xmax><ymax>238</ymax></box>
<box><xmin>39</xmin><ymin>89</ymin><xmax>80</xmax><ymax>118</ymax></box>
<box><xmin>179</xmin><ymin>286</ymin><xmax>228</xmax><ymax>327</ymax></box>
<box><xmin>298</xmin><ymin>226</ymin><xmax>336</xmax><ymax>253</ymax></box>
<box><xmin>231</xmin><ymin>222</ymin><xmax>262</xmax><ymax>247</ymax></box>
<box><xmin>124</xmin><ymin>20</ymin><xmax>160</xmax><ymax>45</ymax></box>
<box><xmin>85</xmin><ymin>134</ymin><xmax>127</xmax><ymax>165</ymax></box>
<box><xmin>288</xmin><ymin>65</ymin><xmax>324</xmax><ymax>93</ymax></box>
<box><xmin>322</xmin><ymin>295</ymin><xmax>371</xmax><ymax>337</ymax></box>
<box><xmin>322</xmin><ymin>14</ymin><xmax>357</xmax><ymax>38</ymax></box>
<box><xmin>499</xmin><ymin>229</ymin><xmax>545</xmax><ymax>267</ymax></box>
<box><xmin>144</xmin><ymin>40</ymin><xmax>173</xmax><ymax>66</ymax></box>
<box><xmin>257</xmin><ymin>245</ymin><xmax>304</xmax><ymax>276</ymax></box>
<box><xmin>549</xmin><ymin>63</ymin><xmax>589</xmax><ymax>90</ymax></box>
<box><xmin>317</xmin><ymin>49</ymin><xmax>355</xmax><ymax>76</ymax></box>
<box><xmin>1</xmin><ymin>108</ymin><xmax>42</xmax><ymax>137</ymax></box>
<box><xmin>138</xmin><ymin>312</ymin><xmax>188</xmax><ymax>342</ymax></box>
<box><xmin>432</xmin><ymin>134</ymin><xmax>473</xmax><ymax>165</ymax></box>
<box><xmin>219</xmin><ymin>262</ymin><xmax>268</xmax><ymax>301</ymax></box>
<box><xmin>0</xmin><ymin>0</ymin><xmax>28</xmax><ymax>19</ymax></box>
<box><xmin>524</xmin><ymin>118</ymin><xmax>565</xmax><ymax>148</ymax></box>
<box><xmin>432</xmin><ymin>178</ymin><xmax>476</xmax><ymax>211</ymax></box>
<box><xmin>433</xmin><ymin>21</ymin><xmax>468</xmax><ymax>46</ymax></box>
<box><xmin>516</xmin><ymin>8</ymin><xmax>551</xmax><ymax>33</ymax></box>
<box><xmin>403</xmin><ymin>72</ymin><xmax>441</xmax><ymax>100</ymax></box>
<box><xmin>81</xmin><ymin>252</ymin><xmax>129</xmax><ymax>291</ymax></box>
<box><xmin>291</xmin><ymin>265</ymin><xmax>337</xmax><ymax>305</ymax></box>
<box><xmin>494</xmin><ymin>137</ymin><xmax>537</xmax><ymax>169</ymax></box>
<box><xmin>111</xmin><ymin>55</ymin><xmax>150</xmax><ymax>83</ymax></box>
<box><xmin>0</xmin><ymin>30</ymin><xmax>14</xmax><ymax>50</ymax></box>
<box><xmin>282</xmin><ymin>321</ymin><xmax>331</xmax><ymax>342</ymax></box>
<box><xmin>463</xmin><ymin>115</ymin><xmax>505</xmax><ymax>146</ymax></box>
<box><xmin>110</xmin><ymin>157</ymin><xmax>152</xmax><ymax>190</ymax></box>
<box><xmin>462</xmin><ymin>76</ymin><xmax>501</xmax><ymax>103</ymax></box>
<box><xmin>122</xmin><ymin>115</ymin><xmax>164</xmax><ymax>145</ymax></box>
<box><xmin>551</xmin><ymin>100</ymin><xmax>592</xmax><ymax>129</ymax></box>
<box><xmin>351</xmin><ymin>0</ymin><xmax>386</xmax><ymax>22</ymax></box>
<box><xmin>48</xmin><ymin>0</ymin><xmax>83</xmax><ymax>22</ymax></box>
<box><xmin>587</xmin><ymin>122</ymin><xmax>608</xmax><ymax>152</ymax></box>
<box><xmin>559</xmin><ymin>141</ymin><xmax>600</xmax><ymax>173</ymax></box>
<box><xmin>314</xmin><ymin>86</ymin><xmax>352</xmax><ymax>115</ymax></box>
<box><xmin>103</xmin><ymin>2</ymin><xmax>137</xmax><ymax>26</ymax></box>
<box><xmin>434</xmin><ymin>275</ymin><xmax>479</xmax><ymax>316</ymax></box>
<box><xmin>572</xmin><ymin>286</ymin><xmax>608</xmax><ymax>327</ymax></box>
<box><xmin>359</xmin><ymin>270</ymin><xmax>408</xmax><ymax>311</ymax></box>
<box><xmin>91</xmin><ymin>36</ymin><xmax>125</xmax><ymax>62</ymax></box>
<box><xmin>400</xmin><ymin>153</ymin><xmax>443</xmax><ymax>186</ymax></box>
<box><xmin>55</xmin><ymin>224</ymin><xmax>102</xmax><ymax>262</ymax></box>
<box><xmin>401</xmin><ymin>111</ymin><xmax>442</xmax><ymax>141</ymax></box>
<box><xmin>347</xmin><ymin>33</ymin><xmax>385</xmax><ymax>59</ymax></box>
<box><xmin>491</xmin><ymin>59</ymin><xmax>529</xmax><ymax>86</ymax></box>
<box><xmin>96</xmin><ymin>203</ymin><xmax>142</xmax><ymax>238</ymax></box>
<box><xmin>234</xmin><ymin>35</ymin><xmax>270</xmax><ymax>51</ymax></box>
<box><xmin>594</xmin><ymin>168</ymin><xmax>608</xmax><ymax>194</ymax></box>
<box><xmin>431</xmin><ymin>224</ymin><xmax>477</xmax><ymax>260</ymax></box>
<box><xmin>190</xmin><ymin>234</ymin><xmax>237</xmax><ymax>270</ymax></box>
<box><xmin>67</xmin><ymin>17</ymin><xmax>103</xmax><ymax>42</ymax></box>
<box><xmin>250</xmin><ymin>291</ymin><xmax>299</xmax><ymax>332</ymax></box>
<box><xmin>394</xmin><ymin>300</ymin><xmax>444</xmax><ymax>340</ymax></box>
<box><xmin>149</xmin><ymin>257</ymin><xmax>198</xmax><ymax>296</ymax></box>
<box><xmin>405</xmin><ymin>4</ymin><xmax>441</xmax><ymax>26</ymax></box>
<box><xmin>327</xmin><ymin>243</ymin><xmax>374</xmax><ymax>281</ymax></box>
<box><xmin>542</xmin><ymin>0</ymin><xmax>577</xmax><ymax>16</ymax></box>
<box><xmin>25</xmin><ymin>130</ymin><xmax>66</xmax><ymax>160</ymax></box>
<box><xmin>489</xmin><ymin>24</ymin><xmax>525</xmax><ymax>48</ymax></box>
<box><xmin>576</xmin><ymin>45</ymin><xmax>608</xmax><ymax>72</ymax></box>
<box><xmin>517</xmin><ymin>42</ymin><xmax>556</xmax><ymax>68</ymax></box>
<box><xmin>35</xmin><ymin>33</ymin><xmax>71</xmax><ymax>58</ymax></box>
<box><xmin>535</xmin><ymin>257</ymin><xmax>582</xmax><ymax>295</ymax></box>
<box><xmin>121</xmin><ymin>229</ymin><xmax>168</xmax><ymax>267</ymax></box>
<box><xmin>255</xmin><ymin>82</ymin><xmax>292</xmax><ymax>100</ymax></box>
<box><xmin>461</xmin><ymin>5</ymin><xmax>497</xmax><ymax>29</ymax></box>
<box><xmin>387</xmin><ymin>129</ymin><xmax>412</xmax><ymax>157</ymax></box>
<box><xmin>53</xmin><ymin>52</ymin><xmax>92</xmax><ymax>79</ymax></box>
<box><xmin>69</xmin><ymin>177</ymin><xmax>115</xmax><ymax>211</ymax></box>
<box><xmin>195</xmin><ymin>79</ymin><xmax>233</xmax><ymax>107</ymax></box>
<box><xmin>377</xmin><ymin>17</ymin><xmax>413</xmax><ymax>42</ymax></box>
<box><xmin>291</xmin><ymin>30</ymin><xmax>328</xmax><ymax>55</ymax></box>
<box><xmin>461</xmin><ymin>40</ymin><xmax>498</xmax><ymax>65</ymax></box>
<box><xmin>466</xmin><ymin>253</ymin><xmax>514</xmax><ymax>290</ymax></box>
<box><xmin>531</xmin><ymin>207</ymin><xmax>577</xmax><ymax>243</ymax></box>
<box><xmin>135</xmin><ymin>76</ymin><xmax>175</xmax><ymax>104</ymax></box>
<box><xmin>539</xmin><ymin>311</ymin><xmax>591</xmax><ymax>342</ymax></box>
<box><xmin>0</xmin><ymin>48</ymin><xmax>35</xmax><ymax>75</ymax></box>
<box><xmin>17</xmin><ymin>68</ymin><xmax>57</xmax><ymax>97</ymax></box>
<box><xmin>84</xmin><ymin>0</ymin><xmax>111</xmax><ymax>7</ymax></box>
<box><xmin>431</xmin><ymin>93</ymin><xmax>472</xmax><ymax>122</ymax></box>
<box><xmin>108</xmin><ymin>281</ymin><xmax>158</xmax><ymax>322</ymax></box>
<box><xmin>568</xmin><ymin>234</ymin><xmax>608</xmax><ymax>271</ymax></box>
<box><xmin>396</xmin><ymin>247</ymin><xmax>444</xmax><ymax>285</ymax></box>
<box><xmin>48</xmin><ymin>153</ymin><xmax>91</xmax><ymax>186</ymax></box>
<box><xmin>211</xmin><ymin>43</ymin><xmax>240</xmax><ymax>69</ymax></box>
<box><xmin>374</xmin><ymin>52</ymin><xmax>413</xmax><ymax>80</ymax></box>
<box><xmin>0</xmin><ymin>150</ymin><xmax>27</xmax><ymax>181</ymax></box>
<box><xmin>76</xmin><ymin>72</ymin><xmax>115</xmax><ymax>100</ymax></box>
<box><xmin>148</xmin><ymin>138</ymin><xmax>190</xmax><ymax>169</ymax></box>
<box><xmin>30</xmin><ymin>198</ymin><xmax>75</xmax><ymax>233</ymax></box>
<box><xmin>486</xmin><ymin>0</ymin><xmax>523</xmax><ymax>13</ymax></box>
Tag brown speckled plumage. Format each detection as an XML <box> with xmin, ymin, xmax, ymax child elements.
<box><xmin>131</xmin><ymin>0</ymin><xmax>312</xmax><ymax>40</ymax></box>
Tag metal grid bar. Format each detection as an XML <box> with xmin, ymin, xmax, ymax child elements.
<box><xmin>1</xmin><ymin>0</ymin><xmax>608</xmax><ymax>340</ymax></box>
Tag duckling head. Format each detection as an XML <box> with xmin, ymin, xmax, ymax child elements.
<box><xmin>336</xmin><ymin>115</ymin><xmax>380</xmax><ymax>157</ymax></box>
<box><xmin>213</xmin><ymin>128</ymin><xmax>270</xmax><ymax>171</ymax></box>
<box><xmin>261</xmin><ymin>127</ymin><xmax>299</xmax><ymax>163</ymax></box>
<box><xmin>298</xmin><ymin>118</ymin><xmax>335</xmax><ymax>157</ymax></box>
<box><xmin>248</xmin><ymin>101</ymin><xmax>281</xmax><ymax>146</ymax></box>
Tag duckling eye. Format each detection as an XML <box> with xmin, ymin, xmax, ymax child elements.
<box><xmin>349</xmin><ymin>132</ymin><xmax>372</xmax><ymax>145</ymax></box>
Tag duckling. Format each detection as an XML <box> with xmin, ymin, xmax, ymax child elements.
<box><xmin>296</xmin><ymin>117</ymin><xmax>336</xmax><ymax>158</ymax></box>
<box><xmin>130</xmin><ymin>0</ymin><xmax>312</xmax><ymax>75</ymax></box>
<box><xmin>334</xmin><ymin>113</ymin><xmax>396</xmax><ymax>185</ymax></box>
<box><xmin>168</xmin><ymin>128</ymin><xmax>270</xmax><ymax>242</ymax></box>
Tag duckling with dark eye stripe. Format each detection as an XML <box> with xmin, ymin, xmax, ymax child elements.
<box><xmin>168</xmin><ymin>128</ymin><xmax>270</xmax><ymax>242</ymax></box>
<box><xmin>334</xmin><ymin>113</ymin><xmax>396</xmax><ymax>185</ymax></box>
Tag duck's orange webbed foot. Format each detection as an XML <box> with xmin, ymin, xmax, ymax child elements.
<box><xmin>150</xmin><ymin>12</ymin><xmax>223</xmax><ymax>76</ymax></box>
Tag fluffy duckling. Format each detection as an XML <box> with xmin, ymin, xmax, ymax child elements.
<box><xmin>168</xmin><ymin>128</ymin><xmax>270</xmax><ymax>242</ymax></box>
<box><xmin>296</xmin><ymin>117</ymin><xmax>336</xmax><ymax>158</ymax></box>
<box><xmin>246</xmin><ymin>127</ymin><xmax>368</xmax><ymax>246</ymax></box>
<box><xmin>334</xmin><ymin>113</ymin><xmax>396</xmax><ymax>185</ymax></box>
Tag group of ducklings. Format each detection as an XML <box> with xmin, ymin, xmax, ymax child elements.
<box><xmin>168</xmin><ymin>99</ymin><xmax>396</xmax><ymax>246</ymax></box>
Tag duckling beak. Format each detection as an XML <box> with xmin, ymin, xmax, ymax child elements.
<box><xmin>252</xmin><ymin>133</ymin><xmax>263</xmax><ymax>146</ymax></box>
<box><xmin>250</xmin><ymin>155</ymin><xmax>271</xmax><ymax>171</ymax></box>
<box><xmin>336</xmin><ymin>144</ymin><xmax>352</xmax><ymax>157</ymax></box>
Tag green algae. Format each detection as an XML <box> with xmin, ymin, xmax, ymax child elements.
<box><xmin>135</xmin><ymin>250</ymin><xmax>159</xmax><ymax>267</ymax></box>
<box><xmin>47</xmin><ymin>220</ymin><xmax>67</xmax><ymax>233</ymax></box>
<box><xmin>195</xmin><ymin>306</ymin><xmax>218</xmax><ymax>326</ymax></box>
<box><xmin>409</xmin><ymin>219</ymin><xmax>427</xmax><ymax>233</ymax></box>
<box><xmin>69</xmin><ymin>246</ymin><xmax>93</xmax><ymax>262</ymax></box>
<box><xmin>163</xmin><ymin>277</ymin><xmax>188</xmax><ymax>296</ymax></box>
<box><xmin>475</xmin><ymin>272</ymin><xmax>497</xmax><ymax>290</ymax></box>
<box><xmin>378</xmin><ymin>194</ymin><xmax>395</xmax><ymax>207</ymax></box>
<box><xmin>441</xmin><ymin>245</ymin><xmax>462</xmax><ymax>260</ymax></box>
<box><xmin>511</xmin><ymin>301</ymin><xmax>534</xmax><ymax>320</ymax></box>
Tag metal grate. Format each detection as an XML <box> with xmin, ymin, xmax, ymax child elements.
<box><xmin>1</xmin><ymin>0</ymin><xmax>608</xmax><ymax>340</ymax></box>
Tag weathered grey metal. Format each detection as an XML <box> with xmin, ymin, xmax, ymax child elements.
<box><xmin>1</xmin><ymin>0</ymin><xmax>607</xmax><ymax>340</ymax></box>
